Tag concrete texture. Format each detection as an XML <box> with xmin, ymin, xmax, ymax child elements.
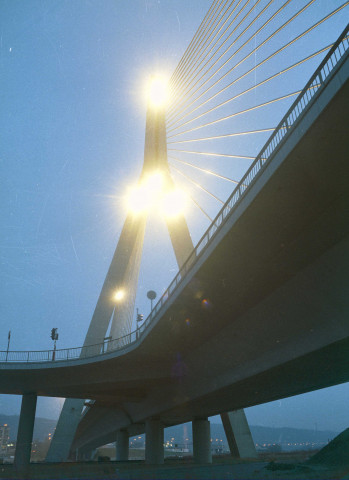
<box><xmin>192</xmin><ymin>418</ymin><xmax>212</xmax><ymax>464</ymax></box>
<box><xmin>14</xmin><ymin>393</ymin><xmax>37</xmax><ymax>474</ymax></box>
<box><xmin>221</xmin><ymin>410</ymin><xmax>257</xmax><ymax>458</ymax></box>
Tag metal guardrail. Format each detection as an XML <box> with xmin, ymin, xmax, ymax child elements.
<box><xmin>1</xmin><ymin>25</ymin><xmax>348</xmax><ymax>364</ymax></box>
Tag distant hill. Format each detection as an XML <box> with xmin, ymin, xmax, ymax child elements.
<box><xmin>0</xmin><ymin>414</ymin><xmax>340</xmax><ymax>450</ymax></box>
<box><xmin>163</xmin><ymin>423</ymin><xmax>339</xmax><ymax>450</ymax></box>
<box><xmin>0</xmin><ymin>414</ymin><xmax>56</xmax><ymax>442</ymax></box>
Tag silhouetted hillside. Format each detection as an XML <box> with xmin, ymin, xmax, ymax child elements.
<box><xmin>308</xmin><ymin>428</ymin><xmax>349</xmax><ymax>467</ymax></box>
<box><xmin>0</xmin><ymin>414</ymin><xmax>56</xmax><ymax>442</ymax></box>
<box><xmin>0</xmin><ymin>414</ymin><xmax>339</xmax><ymax>449</ymax></box>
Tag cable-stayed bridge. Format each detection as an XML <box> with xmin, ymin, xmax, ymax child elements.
<box><xmin>1</xmin><ymin>1</ymin><xmax>349</xmax><ymax>473</ymax></box>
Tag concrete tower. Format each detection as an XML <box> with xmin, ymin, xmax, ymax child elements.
<box><xmin>47</xmin><ymin>78</ymin><xmax>256</xmax><ymax>462</ymax></box>
<box><xmin>47</xmin><ymin>78</ymin><xmax>194</xmax><ymax>462</ymax></box>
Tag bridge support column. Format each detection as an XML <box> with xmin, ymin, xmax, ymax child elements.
<box><xmin>221</xmin><ymin>410</ymin><xmax>257</xmax><ymax>458</ymax></box>
<box><xmin>192</xmin><ymin>417</ymin><xmax>212</xmax><ymax>464</ymax></box>
<box><xmin>14</xmin><ymin>393</ymin><xmax>37</xmax><ymax>474</ymax></box>
<box><xmin>145</xmin><ymin>418</ymin><xmax>164</xmax><ymax>464</ymax></box>
<box><xmin>116</xmin><ymin>429</ymin><xmax>129</xmax><ymax>461</ymax></box>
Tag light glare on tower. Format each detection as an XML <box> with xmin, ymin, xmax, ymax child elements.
<box><xmin>126</xmin><ymin>171</ymin><xmax>164</xmax><ymax>214</ymax></box>
<box><xmin>147</xmin><ymin>76</ymin><xmax>169</xmax><ymax>108</ymax></box>
<box><xmin>161</xmin><ymin>188</ymin><xmax>187</xmax><ymax>218</ymax></box>
<box><xmin>114</xmin><ymin>289</ymin><xmax>125</xmax><ymax>302</ymax></box>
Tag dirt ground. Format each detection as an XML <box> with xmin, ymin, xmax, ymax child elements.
<box><xmin>0</xmin><ymin>451</ymin><xmax>348</xmax><ymax>480</ymax></box>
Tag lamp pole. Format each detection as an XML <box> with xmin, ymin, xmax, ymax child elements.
<box><xmin>147</xmin><ymin>290</ymin><xmax>157</xmax><ymax>312</ymax></box>
<box><xmin>5</xmin><ymin>330</ymin><xmax>11</xmax><ymax>361</ymax></box>
<box><xmin>51</xmin><ymin>328</ymin><xmax>59</xmax><ymax>361</ymax></box>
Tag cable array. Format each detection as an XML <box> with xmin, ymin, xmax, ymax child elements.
<box><xmin>166</xmin><ymin>0</ymin><xmax>349</xmax><ymax>233</ymax></box>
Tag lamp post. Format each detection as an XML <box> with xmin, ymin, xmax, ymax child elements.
<box><xmin>5</xmin><ymin>330</ymin><xmax>11</xmax><ymax>361</ymax></box>
<box><xmin>147</xmin><ymin>290</ymin><xmax>157</xmax><ymax>311</ymax></box>
<box><xmin>50</xmin><ymin>328</ymin><xmax>58</xmax><ymax>361</ymax></box>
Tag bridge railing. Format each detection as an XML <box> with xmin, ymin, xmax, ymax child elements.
<box><xmin>1</xmin><ymin>25</ymin><xmax>348</xmax><ymax>364</ymax></box>
<box><xmin>154</xmin><ymin>24</ymin><xmax>349</xmax><ymax>322</ymax></box>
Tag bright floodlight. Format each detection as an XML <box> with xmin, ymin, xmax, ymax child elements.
<box><xmin>147</xmin><ymin>76</ymin><xmax>169</xmax><ymax>108</ymax></box>
<box><xmin>126</xmin><ymin>172</ymin><xmax>188</xmax><ymax>219</ymax></box>
<box><xmin>114</xmin><ymin>289</ymin><xmax>125</xmax><ymax>302</ymax></box>
<box><xmin>127</xmin><ymin>171</ymin><xmax>164</xmax><ymax>214</ymax></box>
<box><xmin>161</xmin><ymin>188</ymin><xmax>187</xmax><ymax>218</ymax></box>
<box><xmin>127</xmin><ymin>185</ymin><xmax>146</xmax><ymax>214</ymax></box>
<box><xmin>146</xmin><ymin>171</ymin><xmax>164</xmax><ymax>192</ymax></box>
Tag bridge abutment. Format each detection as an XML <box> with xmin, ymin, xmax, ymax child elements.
<box><xmin>14</xmin><ymin>393</ymin><xmax>37</xmax><ymax>474</ymax></box>
<box><xmin>192</xmin><ymin>417</ymin><xmax>212</xmax><ymax>464</ymax></box>
<box><xmin>115</xmin><ymin>429</ymin><xmax>129</xmax><ymax>461</ymax></box>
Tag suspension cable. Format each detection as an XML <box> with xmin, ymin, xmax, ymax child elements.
<box><xmin>190</xmin><ymin>197</ymin><xmax>213</xmax><ymax>222</ymax></box>
<box><xmin>171</xmin><ymin>0</ymin><xmax>251</xmax><ymax>98</ymax></box>
<box><xmin>170</xmin><ymin>0</ymin><xmax>222</xmax><ymax>90</ymax></box>
<box><xmin>168</xmin><ymin>148</ymin><xmax>255</xmax><ymax>160</ymax></box>
<box><xmin>168</xmin><ymin>2</ymin><xmax>346</xmax><ymax>127</ymax></box>
<box><xmin>168</xmin><ymin>90</ymin><xmax>301</xmax><ymax>138</ymax></box>
<box><xmin>170</xmin><ymin>0</ymin><xmax>230</xmax><ymax>96</ymax></box>
<box><xmin>168</xmin><ymin>0</ymin><xmax>265</xmax><ymax>116</ymax></box>
<box><xmin>167</xmin><ymin>128</ymin><xmax>276</xmax><ymax>144</ymax></box>
<box><xmin>172</xmin><ymin>0</ymin><xmax>236</xmax><ymax>94</ymax></box>
<box><xmin>169</xmin><ymin>155</ymin><xmax>240</xmax><ymax>184</ymax></box>
<box><xmin>168</xmin><ymin>0</ymin><xmax>279</xmax><ymax>119</ymax></box>
<box><xmin>171</xmin><ymin>170</ymin><xmax>214</xmax><ymax>222</ymax></box>
<box><xmin>168</xmin><ymin>42</ymin><xmax>331</xmax><ymax>132</ymax></box>
<box><xmin>170</xmin><ymin>164</ymin><xmax>225</xmax><ymax>204</ymax></box>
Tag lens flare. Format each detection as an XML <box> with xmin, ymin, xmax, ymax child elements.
<box><xmin>126</xmin><ymin>171</ymin><xmax>164</xmax><ymax>214</ymax></box>
<box><xmin>126</xmin><ymin>171</ymin><xmax>188</xmax><ymax>219</ymax></box>
<box><xmin>146</xmin><ymin>171</ymin><xmax>164</xmax><ymax>193</ymax></box>
<box><xmin>161</xmin><ymin>188</ymin><xmax>187</xmax><ymax>218</ymax></box>
<box><xmin>127</xmin><ymin>185</ymin><xmax>147</xmax><ymax>214</ymax></box>
<box><xmin>146</xmin><ymin>76</ymin><xmax>169</xmax><ymax>109</ymax></box>
<box><xmin>201</xmin><ymin>298</ymin><xmax>212</xmax><ymax>309</ymax></box>
<box><xmin>114</xmin><ymin>289</ymin><xmax>125</xmax><ymax>302</ymax></box>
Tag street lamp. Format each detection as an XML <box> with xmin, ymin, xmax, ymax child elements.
<box><xmin>147</xmin><ymin>290</ymin><xmax>157</xmax><ymax>311</ymax></box>
<box><xmin>50</xmin><ymin>328</ymin><xmax>59</xmax><ymax>361</ymax></box>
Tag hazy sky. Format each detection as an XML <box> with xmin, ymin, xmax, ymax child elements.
<box><xmin>1</xmin><ymin>0</ymin><xmax>348</xmax><ymax>433</ymax></box>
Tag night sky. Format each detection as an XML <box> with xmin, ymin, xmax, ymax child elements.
<box><xmin>1</xmin><ymin>0</ymin><xmax>348</xmax><ymax>433</ymax></box>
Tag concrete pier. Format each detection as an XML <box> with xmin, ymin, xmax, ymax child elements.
<box><xmin>221</xmin><ymin>410</ymin><xmax>257</xmax><ymax>458</ymax></box>
<box><xmin>145</xmin><ymin>418</ymin><xmax>164</xmax><ymax>464</ymax></box>
<box><xmin>116</xmin><ymin>429</ymin><xmax>129</xmax><ymax>461</ymax></box>
<box><xmin>14</xmin><ymin>393</ymin><xmax>37</xmax><ymax>474</ymax></box>
<box><xmin>192</xmin><ymin>417</ymin><xmax>212</xmax><ymax>464</ymax></box>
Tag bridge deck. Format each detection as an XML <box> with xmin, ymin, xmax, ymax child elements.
<box><xmin>0</xmin><ymin>40</ymin><xmax>348</xmax><ymax>453</ymax></box>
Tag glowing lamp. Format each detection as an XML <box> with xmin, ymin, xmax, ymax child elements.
<box><xmin>146</xmin><ymin>76</ymin><xmax>169</xmax><ymax>109</ymax></box>
<box><xmin>114</xmin><ymin>289</ymin><xmax>125</xmax><ymax>302</ymax></box>
<box><xmin>161</xmin><ymin>188</ymin><xmax>187</xmax><ymax>218</ymax></box>
<box><xmin>126</xmin><ymin>171</ymin><xmax>164</xmax><ymax>214</ymax></box>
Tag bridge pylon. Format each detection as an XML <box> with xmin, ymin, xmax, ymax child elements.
<box><xmin>46</xmin><ymin>79</ymin><xmax>193</xmax><ymax>462</ymax></box>
<box><xmin>46</xmin><ymin>77</ymin><xmax>256</xmax><ymax>463</ymax></box>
